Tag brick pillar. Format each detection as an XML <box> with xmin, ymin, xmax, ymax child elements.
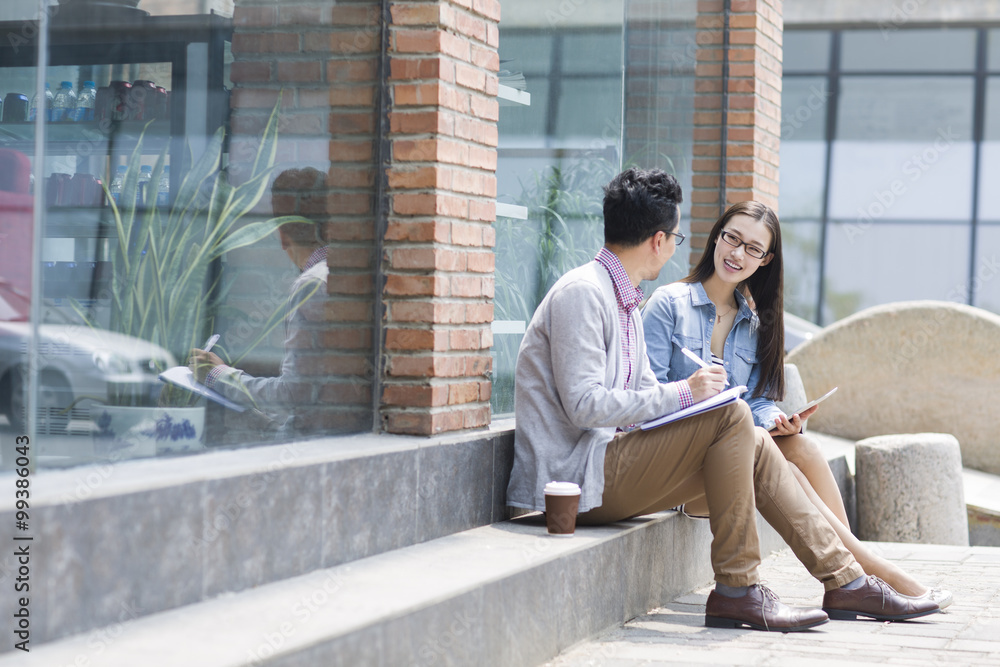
<box><xmin>380</xmin><ymin>0</ymin><xmax>500</xmax><ymax>435</ymax></box>
<box><xmin>690</xmin><ymin>0</ymin><xmax>782</xmax><ymax>267</ymax></box>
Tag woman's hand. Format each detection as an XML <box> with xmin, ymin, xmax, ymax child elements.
<box><xmin>688</xmin><ymin>366</ymin><xmax>727</xmax><ymax>403</ymax></box>
<box><xmin>189</xmin><ymin>348</ymin><xmax>224</xmax><ymax>383</ymax></box>
<box><xmin>769</xmin><ymin>405</ymin><xmax>819</xmax><ymax>436</ymax></box>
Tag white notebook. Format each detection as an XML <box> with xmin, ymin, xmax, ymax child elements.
<box><xmin>640</xmin><ymin>385</ymin><xmax>747</xmax><ymax>431</ymax></box>
<box><xmin>159</xmin><ymin>366</ymin><xmax>247</xmax><ymax>412</ymax></box>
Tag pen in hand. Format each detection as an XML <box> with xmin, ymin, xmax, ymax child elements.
<box><xmin>680</xmin><ymin>346</ymin><xmax>729</xmax><ymax>387</ymax></box>
<box><xmin>202</xmin><ymin>334</ymin><xmax>220</xmax><ymax>353</ymax></box>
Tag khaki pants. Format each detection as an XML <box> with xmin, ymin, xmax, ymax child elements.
<box><xmin>577</xmin><ymin>400</ymin><xmax>864</xmax><ymax>591</ymax></box>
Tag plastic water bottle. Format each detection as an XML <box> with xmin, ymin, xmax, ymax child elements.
<box><xmin>137</xmin><ymin>165</ymin><xmax>153</xmax><ymax>206</ymax></box>
<box><xmin>156</xmin><ymin>165</ymin><xmax>170</xmax><ymax>207</ymax></box>
<box><xmin>29</xmin><ymin>83</ymin><xmax>53</xmax><ymax>122</ymax></box>
<box><xmin>71</xmin><ymin>81</ymin><xmax>96</xmax><ymax>122</ymax></box>
<box><xmin>51</xmin><ymin>81</ymin><xmax>76</xmax><ymax>122</ymax></box>
<box><xmin>109</xmin><ymin>165</ymin><xmax>127</xmax><ymax>204</ymax></box>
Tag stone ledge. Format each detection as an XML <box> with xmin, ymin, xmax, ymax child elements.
<box><xmin>0</xmin><ymin>510</ymin><xmax>786</xmax><ymax>667</ymax></box>
<box><xmin>0</xmin><ymin>425</ymin><xmax>516</xmax><ymax>647</ymax></box>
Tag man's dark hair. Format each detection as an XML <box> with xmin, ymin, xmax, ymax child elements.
<box><xmin>272</xmin><ymin>167</ymin><xmax>325</xmax><ymax>247</ymax></box>
<box><xmin>602</xmin><ymin>168</ymin><xmax>683</xmax><ymax>247</ymax></box>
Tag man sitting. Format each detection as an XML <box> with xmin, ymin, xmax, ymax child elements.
<box><xmin>506</xmin><ymin>167</ymin><xmax>938</xmax><ymax>630</ymax></box>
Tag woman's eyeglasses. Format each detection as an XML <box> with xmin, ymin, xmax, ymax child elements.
<box><xmin>719</xmin><ymin>230</ymin><xmax>768</xmax><ymax>259</ymax></box>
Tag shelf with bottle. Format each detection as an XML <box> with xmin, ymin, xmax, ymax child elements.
<box><xmin>0</xmin><ymin>119</ymin><xmax>172</xmax><ymax>156</ymax></box>
<box><xmin>1</xmin><ymin>75</ymin><xmax>174</xmax><ymax>154</ymax></box>
<box><xmin>43</xmin><ymin>161</ymin><xmax>172</xmax><ymax>238</ymax></box>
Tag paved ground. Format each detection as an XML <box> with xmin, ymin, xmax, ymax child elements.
<box><xmin>546</xmin><ymin>542</ymin><xmax>1000</xmax><ymax>666</ymax></box>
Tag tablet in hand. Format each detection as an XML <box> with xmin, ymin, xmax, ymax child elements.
<box><xmin>791</xmin><ymin>386</ymin><xmax>838</xmax><ymax>416</ymax></box>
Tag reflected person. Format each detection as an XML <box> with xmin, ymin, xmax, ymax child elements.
<box><xmin>188</xmin><ymin>167</ymin><xmax>328</xmax><ymax>435</ymax></box>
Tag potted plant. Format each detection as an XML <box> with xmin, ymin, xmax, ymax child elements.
<box><xmin>78</xmin><ymin>99</ymin><xmax>313</xmax><ymax>458</ymax></box>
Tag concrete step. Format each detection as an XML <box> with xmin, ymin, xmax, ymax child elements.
<box><xmin>0</xmin><ymin>510</ymin><xmax>787</xmax><ymax>667</ymax></box>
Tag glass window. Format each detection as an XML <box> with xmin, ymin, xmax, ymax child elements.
<box><xmin>986</xmin><ymin>76</ymin><xmax>1000</xmax><ymax>141</ymax></box>
<box><xmin>555</xmin><ymin>77</ymin><xmax>623</xmax><ymax>143</ymax></box>
<box><xmin>780</xmin><ymin>220</ymin><xmax>823</xmax><ymax>323</ymax></box>
<box><xmin>784</xmin><ymin>30</ymin><xmax>830</xmax><ymax>72</ymax></box>
<box><xmin>972</xmin><ymin>223</ymin><xmax>1000</xmax><ymax>313</ymax></box>
<box><xmin>780</xmin><ymin>76</ymin><xmax>829</xmax><ymax>219</ymax></box>
<box><xmin>828</xmin><ymin>139</ymin><xmax>975</xmax><ymax>221</ymax></box>
<box><xmin>779</xmin><ymin>142</ymin><xmax>827</xmax><ymax>220</ymax></box>
<box><xmin>822</xmin><ymin>221</ymin><xmax>970</xmax><ymax>324</ymax></box>
<box><xmin>499</xmin><ymin>32</ymin><xmax>554</xmax><ymax>77</ymax></box>
<box><xmin>828</xmin><ymin>77</ymin><xmax>975</xmax><ymax>222</ymax></box>
<box><xmin>841</xmin><ymin>29</ymin><xmax>976</xmax><ymax>72</ymax></box>
<box><xmin>1</xmin><ymin>0</ymin><xmax>381</xmax><ymax>465</ymax></box>
<box><xmin>562</xmin><ymin>32</ymin><xmax>623</xmax><ymax>74</ymax></box>
<box><xmin>494</xmin><ymin>0</ymin><xmax>708</xmax><ymax>416</ymax></box>
<box><xmin>978</xmin><ymin>78</ymin><xmax>1000</xmax><ymax>221</ymax></box>
<box><xmin>837</xmin><ymin>77</ymin><xmax>974</xmax><ymax>142</ymax></box>
<box><xmin>990</xmin><ymin>29</ymin><xmax>1000</xmax><ymax>72</ymax></box>
<box><xmin>781</xmin><ymin>77</ymin><xmax>828</xmax><ymax>141</ymax></box>
<box><xmin>498</xmin><ymin>80</ymin><xmax>550</xmax><ymax>142</ymax></box>
<box><xmin>979</xmin><ymin>143</ymin><xmax>1000</xmax><ymax>221</ymax></box>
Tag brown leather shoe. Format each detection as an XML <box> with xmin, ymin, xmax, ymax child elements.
<box><xmin>705</xmin><ymin>584</ymin><xmax>829</xmax><ymax>632</ymax></box>
<box><xmin>823</xmin><ymin>575</ymin><xmax>940</xmax><ymax>621</ymax></box>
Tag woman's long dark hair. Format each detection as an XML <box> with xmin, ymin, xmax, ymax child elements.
<box><xmin>683</xmin><ymin>201</ymin><xmax>785</xmax><ymax>401</ymax></box>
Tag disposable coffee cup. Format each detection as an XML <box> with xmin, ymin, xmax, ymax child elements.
<box><xmin>544</xmin><ymin>481</ymin><xmax>581</xmax><ymax>537</ymax></box>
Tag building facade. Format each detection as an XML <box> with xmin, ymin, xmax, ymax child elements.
<box><xmin>1</xmin><ymin>0</ymin><xmax>997</xmax><ymax>650</ymax></box>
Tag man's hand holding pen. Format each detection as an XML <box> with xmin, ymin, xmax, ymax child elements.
<box><xmin>189</xmin><ymin>334</ymin><xmax>223</xmax><ymax>383</ymax></box>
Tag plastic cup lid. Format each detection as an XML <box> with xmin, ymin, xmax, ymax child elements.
<box><xmin>544</xmin><ymin>481</ymin><xmax>580</xmax><ymax>496</ymax></box>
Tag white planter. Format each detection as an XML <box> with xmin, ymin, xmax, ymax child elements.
<box><xmin>91</xmin><ymin>405</ymin><xmax>205</xmax><ymax>459</ymax></box>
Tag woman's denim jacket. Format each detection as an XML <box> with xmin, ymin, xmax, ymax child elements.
<box><xmin>641</xmin><ymin>281</ymin><xmax>784</xmax><ymax>430</ymax></box>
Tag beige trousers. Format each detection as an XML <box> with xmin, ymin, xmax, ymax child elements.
<box><xmin>577</xmin><ymin>400</ymin><xmax>864</xmax><ymax>591</ymax></box>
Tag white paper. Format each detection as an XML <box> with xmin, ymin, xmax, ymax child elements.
<box><xmin>159</xmin><ymin>366</ymin><xmax>246</xmax><ymax>412</ymax></box>
<box><xmin>640</xmin><ymin>385</ymin><xmax>747</xmax><ymax>431</ymax></box>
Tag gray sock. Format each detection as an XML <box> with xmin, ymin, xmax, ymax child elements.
<box><xmin>841</xmin><ymin>575</ymin><xmax>866</xmax><ymax>590</ymax></box>
<box><xmin>714</xmin><ymin>583</ymin><xmax>750</xmax><ymax>598</ymax></box>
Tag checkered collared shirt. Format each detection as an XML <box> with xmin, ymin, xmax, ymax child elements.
<box><xmin>594</xmin><ymin>247</ymin><xmax>694</xmax><ymax>412</ymax></box>
<box><xmin>595</xmin><ymin>247</ymin><xmax>644</xmax><ymax>389</ymax></box>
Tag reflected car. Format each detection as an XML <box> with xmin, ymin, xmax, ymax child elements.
<box><xmin>0</xmin><ymin>319</ymin><xmax>176</xmax><ymax>434</ymax></box>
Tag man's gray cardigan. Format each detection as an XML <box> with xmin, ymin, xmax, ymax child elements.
<box><xmin>506</xmin><ymin>260</ymin><xmax>685</xmax><ymax>513</ymax></box>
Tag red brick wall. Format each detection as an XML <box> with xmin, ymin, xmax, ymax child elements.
<box><xmin>690</xmin><ymin>0</ymin><xmax>782</xmax><ymax>265</ymax></box>
<box><xmin>381</xmin><ymin>0</ymin><xmax>500</xmax><ymax>435</ymax></box>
